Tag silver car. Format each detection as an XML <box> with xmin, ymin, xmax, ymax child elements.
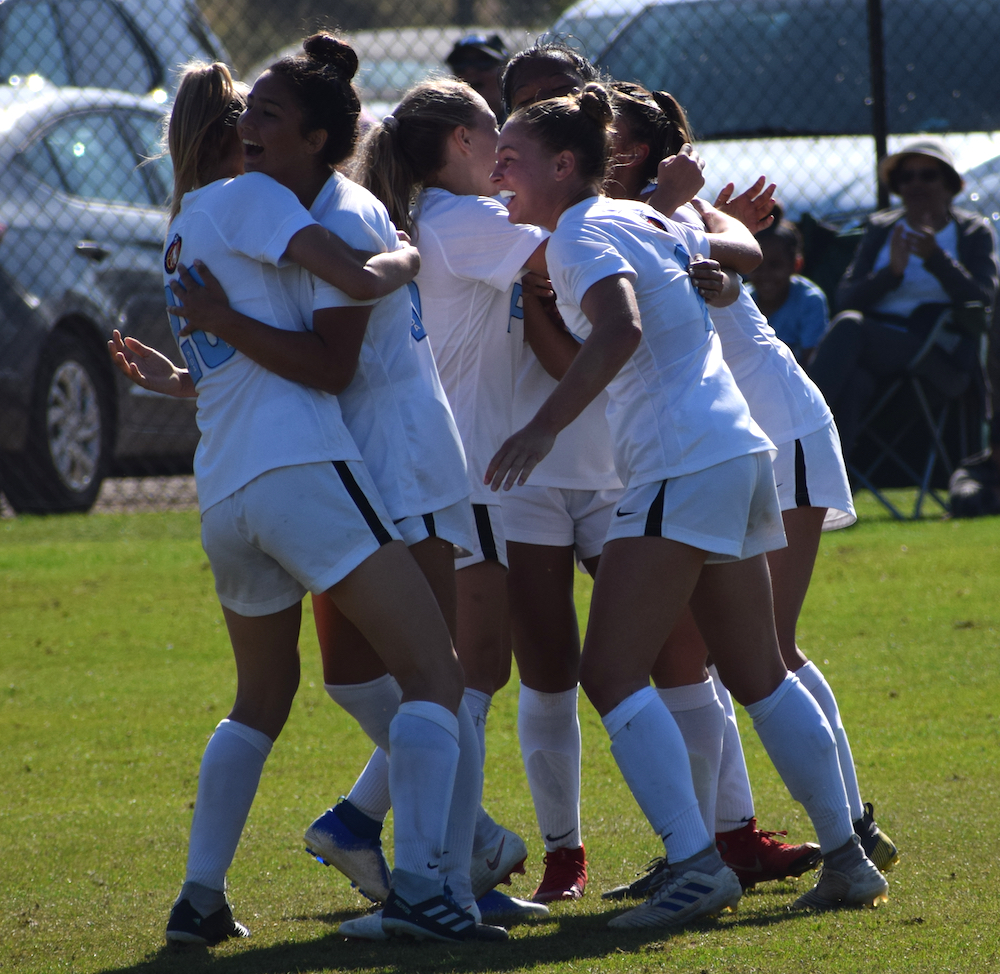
<box><xmin>0</xmin><ymin>83</ymin><xmax>195</xmax><ymax>513</ymax></box>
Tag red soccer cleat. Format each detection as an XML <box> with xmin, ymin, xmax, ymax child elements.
<box><xmin>716</xmin><ymin>818</ymin><xmax>821</xmax><ymax>890</ymax></box>
<box><xmin>531</xmin><ymin>845</ymin><xmax>588</xmax><ymax>903</ymax></box>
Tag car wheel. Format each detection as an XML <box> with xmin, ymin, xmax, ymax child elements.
<box><xmin>0</xmin><ymin>331</ymin><xmax>114</xmax><ymax>514</ymax></box>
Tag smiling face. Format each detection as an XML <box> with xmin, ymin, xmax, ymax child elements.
<box><xmin>238</xmin><ymin>70</ymin><xmax>324</xmax><ymax>189</ymax></box>
<box><xmin>491</xmin><ymin>118</ymin><xmax>566</xmax><ymax>229</ymax></box>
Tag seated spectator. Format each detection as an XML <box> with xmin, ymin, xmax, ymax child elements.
<box><xmin>748</xmin><ymin>214</ymin><xmax>829</xmax><ymax>363</ymax></box>
<box><xmin>808</xmin><ymin>138</ymin><xmax>998</xmax><ymax>456</ymax></box>
<box><xmin>444</xmin><ymin>33</ymin><xmax>509</xmax><ymax>121</ymax></box>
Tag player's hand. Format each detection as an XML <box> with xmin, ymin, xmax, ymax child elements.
<box><xmin>108</xmin><ymin>329</ymin><xmax>194</xmax><ymax>397</ymax></box>
<box><xmin>689</xmin><ymin>254</ymin><xmax>726</xmax><ymax>302</ymax></box>
<box><xmin>485</xmin><ymin>421</ymin><xmax>556</xmax><ymax>491</ymax></box>
<box><xmin>714</xmin><ymin>176</ymin><xmax>776</xmax><ymax>234</ymax></box>
<box><xmin>168</xmin><ymin>262</ymin><xmax>233</xmax><ymax>337</ymax></box>
<box><xmin>521</xmin><ymin>270</ymin><xmax>556</xmax><ymax>301</ymax></box>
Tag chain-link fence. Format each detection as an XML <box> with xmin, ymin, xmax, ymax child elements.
<box><xmin>0</xmin><ymin>0</ymin><xmax>997</xmax><ymax>515</ymax></box>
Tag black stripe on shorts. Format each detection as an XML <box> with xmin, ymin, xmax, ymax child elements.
<box><xmin>794</xmin><ymin>440</ymin><xmax>812</xmax><ymax>508</ymax></box>
<box><xmin>332</xmin><ymin>461</ymin><xmax>393</xmax><ymax>546</ymax></box>
<box><xmin>422</xmin><ymin>512</ymin><xmax>437</xmax><ymax>537</ymax></box>
<box><xmin>472</xmin><ymin>504</ymin><xmax>499</xmax><ymax>562</ymax></box>
<box><xmin>644</xmin><ymin>481</ymin><xmax>668</xmax><ymax>537</ymax></box>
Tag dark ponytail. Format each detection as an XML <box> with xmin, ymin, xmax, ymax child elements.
<box><xmin>610</xmin><ymin>81</ymin><xmax>692</xmax><ymax>185</ymax></box>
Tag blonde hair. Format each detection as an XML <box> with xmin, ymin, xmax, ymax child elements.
<box><xmin>166</xmin><ymin>61</ymin><xmax>245</xmax><ymax>221</ymax></box>
<box><xmin>351</xmin><ymin>78</ymin><xmax>482</xmax><ymax>235</ymax></box>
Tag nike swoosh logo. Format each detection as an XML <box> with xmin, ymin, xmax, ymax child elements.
<box><xmin>736</xmin><ymin>856</ymin><xmax>766</xmax><ymax>873</ymax></box>
<box><xmin>615</xmin><ymin>509</ymin><xmax>636</xmax><ymax>517</ymax></box>
<box><xmin>426</xmin><ymin>862</ymin><xmax>439</xmax><ymax>870</ymax></box>
<box><xmin>485</xmin><ymin>835</ymin><xmax>505</xmax><ymax>871</ymax></box>
<box><xmin>545</xmin><ymin>829</ymin><xmax>574</xmax><ymax>843</ymax></box>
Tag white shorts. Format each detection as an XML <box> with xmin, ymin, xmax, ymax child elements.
<box><xmin>502</xmin><ymin>484</ymin><xmax>622</xmax><ymax>561</ymax></box>
<box><xmin>394</xmin><ymin>495</ymin><xmax>476</xmax><ymax>558</ymax></box>
<box><xmin>772</xmin><ymin>421</ymin><xmax>857</xmax><ymax>531</ymax></box>
<box><xmin>605</xmin><ymin>452</ymin><xmax>786</xmax><ymax>563</ymax></box>
<box><xmin>455</xmin><ymin>502</ymin><xmax>508</xmax><ymax>571</ymax></box>
<box><xmin>201</xmin><ymin>460</ymin><xmax>401</xmax><ymax>617</ymax></box>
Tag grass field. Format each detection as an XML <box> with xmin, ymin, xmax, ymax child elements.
<box><xmin>2</xmin><ymin>493</ymin><xmax>998</xmax><ymax>973</ymax></box>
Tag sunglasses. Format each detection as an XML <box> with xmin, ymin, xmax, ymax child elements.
<box><xmin>896</xmin><ymin>167</ymin><xmax>942</xmax><ymax>185</ymax></box>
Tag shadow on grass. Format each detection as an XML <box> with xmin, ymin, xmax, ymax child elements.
<box><xmin>96</xmin><ymin>901</ymin><xmax>803</xmax><ymax>974</ymax></box>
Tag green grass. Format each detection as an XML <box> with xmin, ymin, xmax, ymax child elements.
<box><xmin>2</xmin><ymin>493</ymin><xmax>998</xmax><ymax>973</ymax></box>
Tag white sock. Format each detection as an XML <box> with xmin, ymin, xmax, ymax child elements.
<box><xmin>745</xmin><ymin>673</ymin><xmax>853</xmax><ymax>853</ymax></box>
<box><xmin>602</xmin><ymin>686</ymin><xmax>710</xmax><ymax>863</ymax></box>
<box><xmin>345</xmin><ymin>747</ymin><xmax>391</xmax><ymax>823</ymax></box>
<box><xmin>325</xmin><ymin>674</ymin><xmax>401</xmax><ymax>751</ymax></box>
<box><xmin>518</xmin><ymin>684</ymin><xmax>582</xmax><ymax>851</ymax></box>
<box><xmin>657</xmin><ymin>679</ymin><xmax>724</xmax><ymax>837</ymax></box>
<box><xmin>440</xmin><ymin>702</ymin><xmax>483</xmax><ymax>913</ymax></box>
<box><xmin>185</xmin><ymin>719</ymin><xmax>272</xmax><ymax>892</ymax></box>
<box><xmin>463</xmin><ymin>688</ymin><xmax>492</xmax><ymax>767</ymax></box>
<box><xmin>387</xmin><ymin>701</ymin><xmax>459</xmax><ymax>884</ymax></box>
<box><xmin>797</xmin><ymin>660</ymin><xmax>865</xmax><ymax>822</ymax></box>
<box><xmin>709</xmin><ymin>665</ymin><xmax>756</xmax><ymax>832</ymax></box>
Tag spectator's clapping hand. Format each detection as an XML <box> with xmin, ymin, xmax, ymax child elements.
<box><xmin>889</xmin><ymin>223</ymin><xmax>911</xmax><ymax>276</ymax></box>
<box><xmin>714</xmin><ymin>176</ymin><xmax>776</xmax><ymax>235</ymax></box>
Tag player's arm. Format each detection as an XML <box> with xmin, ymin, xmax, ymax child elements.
<box><xmin>689</xmin><ymin>198</ymin><xmax>762</xmax><ymax>275</ymax></box>
<box><xmin>168</xmin><ymin>262</ymin><xmax>369</xmax><ymax>395</ymax></box>
<box><xmin>521</xmin><ymin>270</ymin><xmax>579</xmax><ymax>380</ymax></box>
<box><xmin>486</xmin><ymin>273</ymin><xmax>640</xmax><ymax>490</ymax></box>
<box><xmin>284</xmin><ymin>224</ymin><xmax>419</xmax><ymax>301</ymax></box>
<box><xmin>108</xmin><ymin>329</ymin><xmax>197</xmax><ymax>397</ymax></box>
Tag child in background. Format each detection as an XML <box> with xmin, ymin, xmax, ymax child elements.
<box><xmin>749</xmin><ymin>214</ymin><xmax>829</xmax><ymax>364</ymax></box>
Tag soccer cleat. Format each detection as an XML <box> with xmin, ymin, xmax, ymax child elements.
<box><xmin>470</xmin><ymin>827</ymin><xmax>528</xmax><ymax>900</ymax></box>
<box><xmin>477</xmin><ymin>888</ymin><xmax>550</xmax><ymax>924</ymax></box>
<box><xmin>531</xmin><ymin>845</ymin><xmax>588</xmax><ymax>902</ymax></box>
<box><xmin>715</xmin><ymin>818</ymin><xmax>822</xmax><ymax>889</ymax></box>
<box><xmin>165</xmin><ymin>898</ymin><xmax>250</xmax><ymax>946</ymax></box>
<box><xmin>793</xmin><ymin>836</ymin><xmax>889</xmax><ymax>910</ymax></box>
<box><xmin>601</xmin><ymin>856</ymin><xmax>671</xmax><ymax>901</ymax></box>
<box><xmin>339</xmin><ymin>911</ymin><xmax>388</xmax><ymax>941</ymax></box>
<box><xmin>381</xmin><ymin>888</ymin><xmax>507</xmax><ymax>942</ymax></box>
<box><xmin>342</xmin><ymin>908</ymin><xmax>509</xmax><ymax>942</ymax></box>
<box><xmin>853</xmin><ymin>802</ymin><xmax>899</xmax><ymax>873</ymax></box>
<box><xmin>304</xmin><ymin>805</ymin><xmax>391</xmax><ymax>903</ymax></box>
<box><xmin>607</xmin><ymin>865</ymin><xmax>742</xmax><ymax>929</ymax></box>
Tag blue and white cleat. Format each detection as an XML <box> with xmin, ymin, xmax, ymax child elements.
<box><xmin>607</xmin><ymin>865</ymin><xmax>742</xmax><ymax>929</ymax></box>
<box><xmin>476</xmin><ymin>888</ymin><xmax>549</xmax><ymax>924</ymax></box>
<box><xmin>304</xmin><ymin>805</ymin><xmax>391</xmax><ymax>902</ymax></box>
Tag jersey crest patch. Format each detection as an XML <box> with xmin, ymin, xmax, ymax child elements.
<box><xmin>643</xmin><ymin>214</ymin><xmax>667</xmax><ymax>232</ymax></box>
<box><xmin>164</xmin><ymin>233</ymin><xmax>182</xmax><ymax>274</ymax></box>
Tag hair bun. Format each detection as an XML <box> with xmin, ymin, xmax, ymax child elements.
<box><xmin>302</xmin><ymin>32</ymin><xmax>359</xmax><ymax>81</ymax></box>
<box><xmin>579</xmin><ymin>83</ymin><xmax>613</xmax><ymax>125</ymax></box>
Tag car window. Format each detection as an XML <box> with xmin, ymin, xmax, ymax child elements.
<box><xmin>0</xmin><ymin>1</ymin><xmax>70</xmax><ymax>85</ymax></box>
<box><xmin>19</xmin><ymin>135</ymin><xmax>64</xmax><ymax>190</ymax></box>
<box><xmin>59</xmin><ymin>0</ymin><xmax>156</xmax><ymax>93</ymax></box>
<box><xmin>598</xmin><ymin>0</ymin><xmax>1000</xmax><ymax>138</ymax></box>
<box><xmin>123</xmin><ymin>109</ymin><xmax>173</xmax><ymax>209</ymax></box>
<box><xmin>41</xmin><ymin>113</ymin><xmax>153</xmax><ymax>207</ymax></box>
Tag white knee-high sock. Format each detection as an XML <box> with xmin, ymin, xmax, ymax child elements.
<box><xmin>518</xmin><ymin>683</ymin><xmax>582</xmax><ymax>851</ymax></box>
<box><xmin>345</xmin><ymin>747</ymin><xmax>391</xmax><ymax>823</ymax></box>
<box><xmin>745</xmin><ymin>673</ymin><xmax>853</xmax><ymax>853</ymax></box>
<box><xmin>602</xmin><ymin>686</ymin><xmax>710</xmax><ymax>863</ymax></box>
<box><xmin>441</xmin><ymin>702</ymin><xmax>483</xmax><ymax>913</ymax></box>
<box><xmin>463</xmin><ymin>688</ymin><xmax>492</xmax><ymax>768</ymax></box>
<box><xmin>657</xmin><ymin>679</ymin><xmax>724</xmax><ymax>837</ymax></box>
<box><xmin>387</xmin><ymin>701</ymin><xmax>459</xmax><ymax>894</ymax></box>
<box><xmin>796</xmin><ymin>660</ymin><xmax>865</xmax><ymax>822</ymax></box>
<box><xmin>709</xmin><ymin>665</ymin><xmax>756</xmax><ymax>832</ymax></box>
<box><xmin>325</xmin><ymin>674</ymin><xmax>401</xmax><ymax>751</ymax></box>
<box><xmin>185</xmin><ymin>719</ymin><xmax>272</xmax><ymax>893</ymax></box>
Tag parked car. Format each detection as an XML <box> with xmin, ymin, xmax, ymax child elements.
<box><xmin>547</xmin><ymin>0</ymin><xmax>1000</xmax><ymax>224</ymax></box>
<box><xmin>0</xmin><ymin>0</ymin><xmax>230</xmax><ymax>101</ymax></box>
<box><xmin>0</xmin><ymin>83</ymin><xmax>198</xmax><ymax>514</ymax></box>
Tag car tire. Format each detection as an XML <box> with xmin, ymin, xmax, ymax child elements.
<box><xmin>0</xmin><ymin>330</ymin><xmax>114</xmax><ymax>514</ymax></box>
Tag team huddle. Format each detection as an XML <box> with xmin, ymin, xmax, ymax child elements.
<box><xmin>109</xmin><ymin>34</ymin><xmax>899</xmax><ymax>947</ymax></box>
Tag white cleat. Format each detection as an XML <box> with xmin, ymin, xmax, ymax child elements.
<box><xmin>338</xmin><ymin>911</ymin><xmax>388</xmax><ymax>940</ymax></box>
<box><xmin>608</xmin><ymin>866</ymin><xmax>742</xmax><ymax>929</ymax></box>
<box><xmin>793</xmin><ymin>837</ymin><xmax>889</xmax><ymax>911</ymax></box>
<box><xmin>470</xmin><ymin>827</ymin><xmax>528</xmax><ymax>900</ymax></box>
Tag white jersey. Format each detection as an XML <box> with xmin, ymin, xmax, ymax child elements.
<box><xmin>512</xmin><ymin>349</ymin><xmax>621</xmax><ymax>490</ymax></box>
<box><xmin>546</xmin><ymin>196</ymin><xmax>773</xmax><ymax>487</ymax></box>
<box><xmin>672</xmin><ymin>203</ymin><xmax>832</xmax><ymax>444</ymax></box>
<box><xmin>163</xmin><ymin>172</ymin><xmax>360</xmax><ymax>514</ymax></box>
<box><xmin>412</xmin><ymin>188</ymin><xmax>548</xmax><ymax>502</ymax></box>
<box><xmin>309</xmin><ymin>173</ymin><xmax>469</xmax><ymax>521</ymax></box>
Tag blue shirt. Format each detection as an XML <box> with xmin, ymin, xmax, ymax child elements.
<box><xmin>753</xmin><ymin>275</ymin><xmax>829</xmax><ymax>362</ymax></box>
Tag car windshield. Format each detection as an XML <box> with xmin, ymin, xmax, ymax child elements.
<box><xmin>595</xmin><ymin>0</ymin><xmax>1000</xmax><ymax>138</ymax></box>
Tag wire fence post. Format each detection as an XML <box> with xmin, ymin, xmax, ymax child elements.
<box><xmin>867</xmin><ymin>0</ymin><xmax>890</xmax><ymax>210</ymax></box>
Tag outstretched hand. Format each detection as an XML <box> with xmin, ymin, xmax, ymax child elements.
<box><xmin>167</xmin><ymin>262</ymin><xmax>233</xmax><ymax>337</ymax></box>
<box><xmin>484</xmin><ymin>421</ymin><xmax>556</xmax><ymax>492</ymax></box>
<box><xmin>107</xmin><ymin>329</ymin><xmax>195</xmax><ymax>398</ymax></box>
<box><xmin>714</xmin><ymin>176</ymin><xmax>777</xmax><ymax>235</ymax></box>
